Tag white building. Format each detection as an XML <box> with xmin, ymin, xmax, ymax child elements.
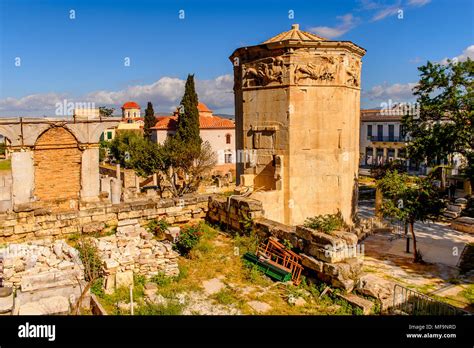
<box><xmin>360</xmin><ymin>109</ymin><xmax>409</xmax><ymax>167</ymax></box>
<box><xmin>151</xmin><ymin>102</ymin><xmax>235</xmax><ymax>172</ymax></box>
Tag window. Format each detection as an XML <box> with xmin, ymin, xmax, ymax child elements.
<box><xmin>107</xmin><ymin>131</ymin><xmax>112</xmax><ymax>140</ymax></box>
<box><xmin>377</xmin><ymin>125</ymin><xmax>383</xmax><ymax>141</ymax></box>
<box><xmin>388</xmin><ymin>125</ymin><xmax>394</xmax><ymax>141</ymax></box>
<box><xmin>398</xmin><ymin>148</ymin><xmax>406</xmax><ymax>159</ymax></box>
<box><xmin>376</xmin><ymin>148</ymin><xmax>384</xmax><ymax>164</ymax></box>
<box><xmin>365</xmin><ymin>147</ymin><xmax>374</xmax><ymax>165</ymax></box>
<box><xmin>225</xmin><ymin>153</ymin><xmax>232</xmax><ymax>163</ymax></box>
<box><xmin>127</xmin><ymin>112</ymin><xmax>130</xmax><ymax>118</ymax></box>
<box><xmin>225</xmin><ymin>133</ymin><xmax>231</xmax><ymax>144</ymax></box>
<box><xmin>387</xmin><ymin>148</ymin><xmax>395</xmax><ymax>160</ymax></box>
<box><xmin>367</xmin><ymin>125</ymin><xmax>372</xmax><ymax>139</ymax></box>
<box><xmin>134</xmin><ymin>112</ymin><xmax>136</xmax><ymax>117</ymax></box>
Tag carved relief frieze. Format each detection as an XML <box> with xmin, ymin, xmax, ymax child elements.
<box><xmin>242</xmin><ymin>57</ymin><xmax>287</xmax><ymax>87</ymax></box>
<box><xmin>345</xmin><ymin>57</ymin><xmax>361</xmax><ymax>87</ymax></box>
<box><xmin>293</xmin><ymin>55</ymin><xmax>339</xmax><ymax>85</ymax></box>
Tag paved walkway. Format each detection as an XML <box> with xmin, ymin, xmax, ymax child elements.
<box><xmin>358</xmin><ymin>200</ymin><xmax>474</xmax><ymax>267</ymax></box>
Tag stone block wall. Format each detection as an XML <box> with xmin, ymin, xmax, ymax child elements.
<box><xmin>207</xmin><ymin>195</ymin><xmax>264</xmax><ymax>231</ymax></box>
<box><xmin>0</xmin><ymin>194</ymin><xmax>210</xmax><ymax>244</ymax></box>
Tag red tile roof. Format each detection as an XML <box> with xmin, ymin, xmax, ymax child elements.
<box><xmin>151</xmin><ymin>115</ymin><xmax>234</xmax><ymax>130</ymax></box>
<box><xmin>122</xmin><ymin>101</ymin><xmax>141</xmax><ymax>109</ymax></box>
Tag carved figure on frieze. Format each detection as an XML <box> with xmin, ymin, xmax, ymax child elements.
<box><xmin>346</xmin><ymin>59</ymin><xmax>360</xmax><ymax>87</ymax></box>
<box><xmin>293</xmin><ymin>55</ymin><xmax>337</xmax><ymax>85</ymax></box>
<box><xmin>243</xmin><ymin>57</ymin><xmax>285</xmax><ymax>87</ymax></box>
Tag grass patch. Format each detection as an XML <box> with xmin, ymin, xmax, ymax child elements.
<box><xmin>212</xmin><ymin>288</ymin><xmax>241</xmax><ymax>306</ymax></box>
<box><xmin>461</xmin><ymin>284</ymin><xmax>474</xmax><ymax>305</ymax></box>
<box><xmin>135</xmin><ymin>301</ymin><xmax>184</xmax><ymax>315</ymax></box>
<box><xmin>0</xmin><ymin>159</ymin><xmax>11</xmax><ymax>171</ymax></box>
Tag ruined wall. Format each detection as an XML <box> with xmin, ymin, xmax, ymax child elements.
<box><xmin>34</xmin><ymin>127</ymin><xmax>82</xmax><ymax>210</ymax></box>
<box><xmin>207</xmin><ymin>195</ymin><xmax>363</xmax><ymax>291</ymax></box>
<box><xmin>0</xmin><ymin>195</ymin><xmax>209</xmax><ymax>244</ymax></box>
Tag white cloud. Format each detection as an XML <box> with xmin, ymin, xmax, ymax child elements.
<box><xmin>371</xmin><ymin>5</ymin><xmax>400</xmax><ymax>21</ymax></box>
<box><xmin>308</xmin><ymin>14</ymin><xmax>359</xmax><ymax>39</ymax></box>
<box><xmin>0</xmin><ymin>75</ymin><xmax>234</xmax><ymax>117</ymax></box>
<box><xmin>0</xmin><ymin>93</ymin><xmax>67</xmax><ymax>115</ymax></box>
<box><xmin>440</xmin><ymin>45</ymin><xmax>474</xmax><ymax>65</ymax></box>
<box><xmin>364</xmin><ymin>82</ymin><xmax>417</xmax><ymax>101</ymax></box>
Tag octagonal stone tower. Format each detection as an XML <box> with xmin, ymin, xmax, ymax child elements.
<box><xmin>230</xmin><ymin>24</ymin><xmax>366</xmax><ymax>226</ymax></box>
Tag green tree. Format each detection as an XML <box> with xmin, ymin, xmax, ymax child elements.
<box><xmin>377</xmin><ymin>170</ymin><xmax>444</xmax><ymax>262</ymax></box>
<box><xmin>402</xmin><ymin>59</ymin><xmax>474</xmax><ymax>188</ymax></box>
<box><xmin>370</xmin><ymin>160</ymin><xmax>407</xmax><ymax>220</ymax></box>
<box><xmin>143</xmin><ymin>102</ymin><xmax>156</xmax><ymax>140</ymax></box>
<box><xmin>175</xmin><ymin>74</ymin><xmax>202</xmax><ymax>154</ymax></box>
<box><xmin>110</xmin><ymin>131</ymin><xmax>163</xmax><ymax>176</ymax></box>
<box><xmin>99</xmin><ymin>106</ymin><xmax>115</xmax><ymax>117</ymax></box>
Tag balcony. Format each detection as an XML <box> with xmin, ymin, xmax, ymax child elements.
<box><xmin>369</xmin><ymin>136</ymin><xmax>408</xmax><ymax>142</ymax></box>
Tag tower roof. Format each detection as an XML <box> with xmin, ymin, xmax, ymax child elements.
<box><xmin>122</xmin><ymin>101</ymin><xmax>140</xmax><ymax>109</ymax></box>
<box><xmin>263</xmin><ymin>24</ymin><xmax>326</xmax><ymax>43</ymax></box>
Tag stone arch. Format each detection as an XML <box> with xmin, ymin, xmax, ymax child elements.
<box><xmin>34</xmin><ymin>126</ymin><xmax>82</xmax><ymax>210</ymax></box>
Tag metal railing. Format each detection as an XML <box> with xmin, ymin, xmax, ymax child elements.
<box><xmin>369</xmin><ymin>136</ymin><xmax>408</xmax><ymax>142</ymax></box>
<box><xmin>392</xmin><ymin>284</ymin><xmax>469</xmax><ymax>315</ymax></box>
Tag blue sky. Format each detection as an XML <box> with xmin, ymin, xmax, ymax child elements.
<box><xmin>0</xmin><ymin>0</ymin><xmax>472</xmax><ymax>116</ymax></box>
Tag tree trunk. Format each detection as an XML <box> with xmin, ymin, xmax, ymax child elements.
<box><xmin>410</xmin><ymin>221</ymin><xmax>418</xmax><ymax>262</ymax></box>
<box><xmin>375</xmin><ymin>187</ymin><xmax>383</xmax><ymax>221</ymax></box>
<box><xmin>440</xmin><ymin>166</ymin><xmax>446</xmax><ymax>190</ymax></box>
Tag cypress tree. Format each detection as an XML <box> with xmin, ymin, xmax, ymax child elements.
<box><xmin>176</xmin><ymin>74</ymin><xmax>202</xmax><ymax>152</ymax></box>
<box><xmin>143</xmin><ymin>102</ymin><xmax>155</xmax><ymax>140</ymax></box>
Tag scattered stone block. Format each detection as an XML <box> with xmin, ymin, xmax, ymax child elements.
<box><xmin>202</xmin><ymin>278</ymin><xmax>225</xmax><ymax>295</ymax></box>
<box><xmin>337</xmin><ymin>293</ymin><xmax>373</xmax><ymax>314</ymax></box>
<box><xmin>247</xmin><ymin>301</ymin><xmax>272</xmax><ymax>313</ymax></box>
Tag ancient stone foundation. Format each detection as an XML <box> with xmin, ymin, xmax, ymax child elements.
<box><xmin>93</xmin><ymin>219</ymin><xmax>180</xmax><ymax>293</ymax></box>
<box><xmin>207</xmin><ymin>195</ymin><xmax>363</xmax><ymax>291</ymax></box>
<box><xmin>0</xmin><ymin>239</ymin><xmax>87</xmax><ymax>315</ymax></box>
<box><xmin>0</xmin><ymin>195</ymin><xmax>210</xmax><ymax>244</ymax></box>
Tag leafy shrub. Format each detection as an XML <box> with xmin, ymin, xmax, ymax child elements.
<box><xmin>303</xmin><ymin>211</ymin><xmax>345</xmax><ymax>234</ymax></box>
<box><xmin>234</xmin><ymin>231</ymin><xmax>259</xmax><ymax>255</ymax></box>
<box><xmin>91</xmin><ymin>278</ymin><xmax>104</xmax><ymax>297</ymax></box>
<box><xmin>175</xmin><ymin>223</ymin><xmax>202</xmax><ymax>256</ymax></box>
<box><xmin>147</xmin><ymin>218</ymin><xmax>169</xmax><ymax>238</ymax></box>
<box><xmin>151</xmin><ymin>272</ymin><xmax>174</xmax><ymax>286</ymax></box>
<box><xmin>282</xmin><ymin>239</ymin><xmax>293</xmax><ymax>250</ymax></box>
<box><xmin>76</xmin><ymin>238</ymin><xmax>103</xmax><ymax>282</ymax></box>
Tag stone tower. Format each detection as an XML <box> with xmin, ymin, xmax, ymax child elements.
<box><xmin>229</xmin><ymin>24</ymin><xmax>366</xmax><ymax>225</ymax></box>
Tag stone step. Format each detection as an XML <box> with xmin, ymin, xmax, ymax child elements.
<box><xmin>443</xmin><ymin>210</ymin><xmax>459</xmax><ymax>219</ymax></box>
<box><xmin>336</xmin><ymin>292</ymin><xmax>374</xmax><ymax>315</ymax></box>
<box><xmin>447</xmin><ymin>204</ymin><xmax>464</xmax><ymax>213</ymax></box>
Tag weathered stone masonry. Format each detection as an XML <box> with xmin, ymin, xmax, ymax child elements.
<box><xmin>207</xmin><ymin>195</ymin><xmax>364</xmax><ymax>291</ymax></box>
<box><xmin>0</xmin><ymin>195</ymin><xmax>210</xmax><ymax>244</ymax></box>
